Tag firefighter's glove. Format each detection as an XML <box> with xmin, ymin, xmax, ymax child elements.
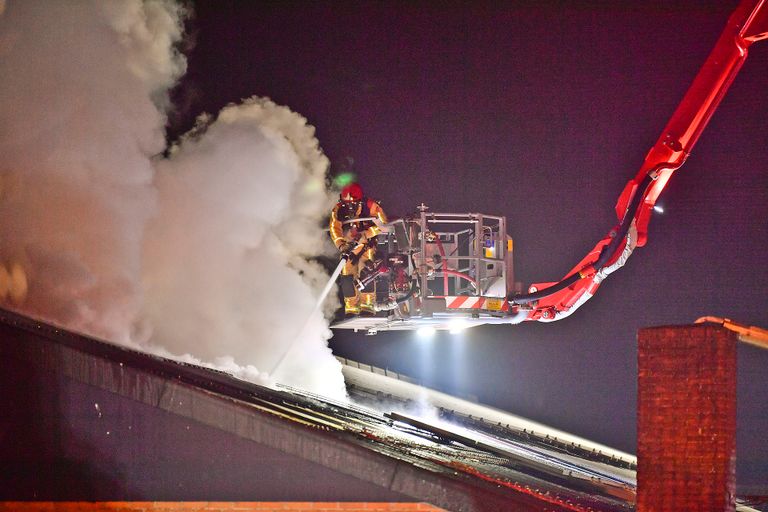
<box><xmin>339</xmin><ymin>242</ymin><xmax>355</xmax><ymax>260</ymax></box>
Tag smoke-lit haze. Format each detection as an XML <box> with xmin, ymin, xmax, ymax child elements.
<box><xmin>0</xmin><ymin>0</ymin><xmax>346</xmax><ymax>399</ymax></box>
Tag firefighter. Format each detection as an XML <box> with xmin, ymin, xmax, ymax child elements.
<box><xmin>329</xmin><ymin>182</ymin><xmax>388</xmax><ymax>315</ymax></box>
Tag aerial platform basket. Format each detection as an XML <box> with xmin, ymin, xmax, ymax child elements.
<box><xmin>331</xmin><ymin>204</ymin><xmax>525</xmax><ymax>335</ymax></box>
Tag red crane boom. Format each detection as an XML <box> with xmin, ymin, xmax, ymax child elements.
<box><xmin>512</xmin><ymin>0</ymin><xmax>768</xmax><ymax>322</ymax></box>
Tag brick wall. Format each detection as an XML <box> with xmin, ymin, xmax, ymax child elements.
<box><xmin>637</xmin><ymin>325</ymin><xmax>736</xmax><ymax>511</ymax></box>
<box><xmin>0</xmin><ymin>503</ymin><xmax>446</xmax><ymax>512</ymax></box>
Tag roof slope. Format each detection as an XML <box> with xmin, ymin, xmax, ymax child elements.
<box><xmin>0</xmin><ymin>308</ymin><xmax>635</xmax><ymax>511</ymax></box>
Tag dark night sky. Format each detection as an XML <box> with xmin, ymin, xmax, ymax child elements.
<box><xmin>173</xmin><ymin>1</ymin><xmax>768</xmax><ymax>483</ymax></box>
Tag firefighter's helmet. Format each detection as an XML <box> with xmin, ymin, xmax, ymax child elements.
<box><xmin>340</xmin><ymin>183</ymin><xmax>364</xmax><ymax>202</ymax></box>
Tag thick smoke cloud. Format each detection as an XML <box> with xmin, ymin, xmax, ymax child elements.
<box><xmin>0</xmin><ymin>0</ymin><xmax>184</xmax><ymax>341</ymax></box>
<box><xmin>143</xmin><ymin>99</ymin><xmax>344</xmax><ymax>395</ymax></box>
<box><xmin>0</xmin><ymin>1</ymin><xmax>346</xmax><ymax>399</ymax></box>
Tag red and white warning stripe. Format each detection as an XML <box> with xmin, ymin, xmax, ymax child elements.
<box><xmin>446</xmin><ymin>296</ymin><xmax>484</xmax><ymax>309</ymax></box>
<box><xmin>445</xmin><ymin>296</ymin><xmax>509</xmax><ymax>311</ymax></box>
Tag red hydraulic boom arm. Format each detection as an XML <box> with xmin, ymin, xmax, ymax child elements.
<box><xmin>510</xmin><ymin>0</ymin><xmax>767</xmax><ymax>322</ymax></box>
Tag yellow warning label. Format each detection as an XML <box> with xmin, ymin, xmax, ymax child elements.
<box><xmin>486</xmin><ymin>298</ymin><xmax>503</xmax><ymax>311</ymax></box>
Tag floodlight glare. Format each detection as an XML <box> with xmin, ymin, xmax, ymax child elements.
<box><xmin>653</xmin><ymin>205</ymin><xmax>665</xmax><ymax>214</ymax></box>
<box><xmin>417</xmin><ymin>326</ymin><xmax>436</xmax><ymax>338</ymax></box>
<box><xmin>448</xmin><ymin>319</ymin><xmax>469</xmax><ymax>334</ymax></box>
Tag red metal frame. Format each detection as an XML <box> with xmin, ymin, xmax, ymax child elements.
<box><xmin>522</xmin><ymin>0</ymin><xmax>766</xmax><ymax>322</ymax></box>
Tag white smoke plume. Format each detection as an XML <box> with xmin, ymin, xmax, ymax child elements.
<box><xmin>0</xmin><ymin>0</ymin><xmax>185</xmax><ymax>342</ymax></box>
<box><xmin>143</xmin><ymin>98</ymin><xmax>345</xmax><ymax>396</ymax></box>
<box><xmin>0</xmin><ymin>1</ymin><xmax>347</xmax><ymax>399</ymax></box>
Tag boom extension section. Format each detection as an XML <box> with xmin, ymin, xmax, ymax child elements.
<box><xmin>508</xmin><ymin>0</ymin><xmax>767</xmax><ymax>322</ymax></box>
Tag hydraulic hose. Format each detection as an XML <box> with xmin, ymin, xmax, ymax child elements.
<box><xmin>593</xmin><ymin>174</ymin><xmax>654</xmax><ymax>271</ymax></box>
<box><xmin>509</xmin><ymin>173</ymin><xmax>655</xmax><ymax>305</ymax></box>
<box><xmin>441</xmin><ymin>269</ymin><xmax>477</xmax><ymax>288</ymax></box>
<box><xmin>509</xmin><ymin>273</ymin><xmax>582</xmax><ymax>305</ymax></box>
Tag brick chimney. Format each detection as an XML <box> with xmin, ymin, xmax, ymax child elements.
<box><xmin>637</xmin><ymin>325</ymin><xmax>736</xmax><ymax>511</ymax></box>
